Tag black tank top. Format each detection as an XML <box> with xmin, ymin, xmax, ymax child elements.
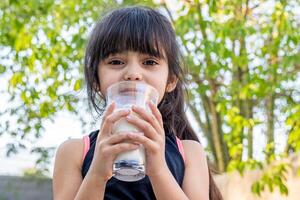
<box><xmin>81</xmin><ymin>130</ymin><xmax>185</xmax><ymax>200</ymax></box>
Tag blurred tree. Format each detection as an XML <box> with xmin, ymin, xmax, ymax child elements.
<box><xmin>0</xmin><ymin>0</ymin><xmax>156</xmax><ymax>174</ymax></box>
<box><xmin>23</xmin><ymin>167</ymin><xmax>48</xmax><ymax>179</ymax></box>
<box><xmin>0</xmin><ymin>0</ymin><xmax>300</xmax><ymax>196</ymax></box>
<box><xmin>162</xmin><ymin>0</ymin><xmax>300</xmax><ymax>196</ymax></box>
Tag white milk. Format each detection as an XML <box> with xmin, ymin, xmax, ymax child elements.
<box><xmin>112</xmin><ymin>108</ymin><xmax>145</xmax><ymax>165</ymax></box>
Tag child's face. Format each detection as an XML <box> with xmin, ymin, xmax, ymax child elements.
<box><xmin>98</xmin><ymin>51</ymin><xmax>176</xmax><ymax>104</ymax></box>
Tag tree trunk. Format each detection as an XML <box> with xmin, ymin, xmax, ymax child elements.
<box><xmin>208</xmin><ymin>94</ymin><xmax>226</xmax><ymax>171</ymax></box>
<box><xmin>266</xmin><ymin>93</ymin><xmax>275</xmax><ymax>149</ymax></box>
<box><xmin>247</xmin><ymin>100</ymin><xmax>254</xmax><ymax>159</ymax></box>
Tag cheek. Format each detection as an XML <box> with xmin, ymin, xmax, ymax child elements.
<box><xmin>158</xmin><ymin>88</ymin><xmax>167</xmax><ymax>103</ymax></box>
<box><xmin>98</xmin><ymin>68</ymin><xmax>115</xmax><ymax>95</ymax></box>
<box><xmin>98</xmin><ymin>70</ymin><xmax>109</xmax><ymax>96</ymax></box>
<box><xmin>154</xmin><ymin>83</ymin><xmax>168</xmax><ymax>104</ymax></box>
<box><xmin>156</xmin><ymin>75</ymin><xmax>169</xmax><ymax>103</ymax></box>
<box><xmin>99</xmin><ymin>80</ymin><xmax>112</xmax><ymax>97</ymax></box>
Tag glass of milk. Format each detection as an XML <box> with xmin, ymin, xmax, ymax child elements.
<box><xmin>106</xmin><ymin>81</ymin><xmax>159</xmax><ymax>182</ymax></box>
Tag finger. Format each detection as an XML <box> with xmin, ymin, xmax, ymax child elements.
<box><xmin>109</xmin><ymin>142</ymin><xmax>140</xmax><ymax>156</ymax></box>
<box><xmin>102</xmin><ymin>101</ymin><xmax>116</xmax><ymax>120</ymax></box>
<box><xmin>147</xmin><ymin>101</ymin><xmax>163</xmax><ymax>128</ymax></box>
<box><xmin>126</xmin><ymin>114</ymin><xmax>157</xmax><ymax>140</ymax></box>
<box><xmin>131</xmin><ymin>105</ymin><xmax>162</xmax><ymax>134</ymax></box>
<box><xmin>106</xmin><ymin>132</ymin><xmax>139</xmax><ymax>145</ymax></box>
<box><xmin>101</xmin><ymin>109</ymin><xmax>131</xmax><ymax>136</ymax></box>
<box><xmin>97</xmin><ymin>102</ymin><xmax>116</xmax><ymax>140</ymax></box>
<box><xmin>127</xmin><ymin>133</ymin><xmax>157</xmax><ymax>152</ymax></box>
<box><xmin>99</xmin><ymin>101</ymin><xmax>116</xmax><ymax>131</ymax></box>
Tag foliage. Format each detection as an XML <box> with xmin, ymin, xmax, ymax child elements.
<box><xmin>251</xmin><ymin>162</ymin><xmax>289</xmax><ymax>196</ymax></box>
<box><xmin>0</xmin><ymin>0</ymin><xmax>156</xmax><ymax>175</ymax></box>
<box><xmin>23</xmin><ymin>167</ymin><xmax>48</xmax><ymax>179</ymax></box>
<box><xmin>162</xmin><ymin>0</ymin><xmax>300</xmax><ymax>196</ymax></box>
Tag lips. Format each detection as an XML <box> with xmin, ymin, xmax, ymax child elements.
<box><xmin>120</xmin><ymin>88</ymin><xmax>138</xmax><ymax>93</ymax></box>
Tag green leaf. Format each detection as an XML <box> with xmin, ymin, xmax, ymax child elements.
<box><xmin>0</xmin><ymin>65</ymin><xmax>6</xmax><ymax>74</ymax></box>
<box><xmin>9</xmin><ymin>72</ymin><xmax>23</xmax><ymax>88</ymax></box>
<box><xmin>74</xmin><ymin>79</ymin><xmax>82</xmax><ymax>91</ymax></box>
<box><xmin>14</xmin><ymin>27</ymin><xmax>32</xmax><ymax>51</ymax></box>
<box><xmin>279</xmin><ymin>183</ymin><xmax>288</xmax><ymax>195</ymax></box>
<box><xmin>251</xmin><ymin>182</ymin><xmax>261</xmax><ymax>196</ymax></box>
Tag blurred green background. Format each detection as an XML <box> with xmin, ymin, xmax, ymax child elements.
<box><xmin>0</xmin><ymin>0</ymin><xmax>299</xmax><ymax>199</ymax></box>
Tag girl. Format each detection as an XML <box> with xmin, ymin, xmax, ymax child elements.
<box><xmin>53</xmin><ymin>6</ymin><xmax>222</xmax><ymax>200</ymax></box>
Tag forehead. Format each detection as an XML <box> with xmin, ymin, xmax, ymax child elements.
<box><xmin>106</xmin><ymin>51</ymin><xmax>166</xmax><ymax>59</ymax></box>
<box><xmin>100</xmin><ymin>41</ymin><xmax>166</xmax><ymax>60</ymax></box>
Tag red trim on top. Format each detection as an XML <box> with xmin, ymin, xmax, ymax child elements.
<box><xmin>176</xmin><ymin>137</ymin><xmax>186</xmax><ymax>163</ymax></box>
<box><xmin>82</xmin><ymin>136</ymin><xmax>90</xmax><ymax>163</ymax></box>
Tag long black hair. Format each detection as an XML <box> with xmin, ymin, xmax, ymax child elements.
<box><xmin>84</xmin><ymin>6</ymin><xmax>222</xmax><ymax>200</ymax></box>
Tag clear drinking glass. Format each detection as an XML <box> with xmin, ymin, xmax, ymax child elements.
<box><xmin>106</xmin><ymin>81</ymin><xmax>159</xmax><ymax>182</ymax></box>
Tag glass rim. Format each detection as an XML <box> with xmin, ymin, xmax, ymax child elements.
<box><xmin>106</xmin><ymin>81</ymin><xmax>159</xmax><ymax>97</ymax></box>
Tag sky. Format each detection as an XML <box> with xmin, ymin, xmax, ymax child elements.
<box><xmin>0</xmin><ymin>69</ymin><xmax>96</xmax><ymax>177</ymax></box>
<box><xmin>0</xmin><ymin>112</ymin><xmax>87</xmax><ymax>176</ymax></box>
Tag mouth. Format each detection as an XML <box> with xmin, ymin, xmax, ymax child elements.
<box><xmin>119</xmin><ymin>88</ymin><xmax>138</xmax><ymax>94</ymax></box>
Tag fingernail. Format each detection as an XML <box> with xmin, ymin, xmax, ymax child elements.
<box><xmin>148</xmin><ymin>101</ymin><xmax>154</xmax><ymax>106</ymax></box>
<box><xmin>123</xmin><ymin>109</ymin><xmax>130</xmax><ymax>113</ymax></box>
<box><xmin>136</xmin><ymin>132</ymin><xmax>144</xmax><ymax>136</ymax></box>
<box><xmin>127</xmin><ymin>132</ymin><xmax>135</xmax><ymax>136</ymax></box>
<box><xmin>132</xmin><ymin>105</ymin><xmax>137</xmax><ymax>109</ymax></box>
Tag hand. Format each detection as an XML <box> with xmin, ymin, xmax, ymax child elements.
<box><xmin>89</xmin><ymin>102</ymin><xmax>140</xmax><ymax>182</ymax></box>
<box><xmin>125</xmin><ymin>101</ymin><xmax>169</xmax><ymax>178</ymax></box>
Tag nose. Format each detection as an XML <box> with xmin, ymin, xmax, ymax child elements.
<box><xmin>124</xmin><ymin>73</ymin><xmax>142</xmax><ymax>81</ymax></box>
<box><xmin>123</xmin><ymin>63</ymin><xmax>143</xmax><ymax>81</ymax></box>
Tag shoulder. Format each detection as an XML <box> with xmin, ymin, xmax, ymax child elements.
<box><xmin>181</xmin><ymin>140</ymin><xmax>207</xmax><ymax>164</ymax></box>
<box><xmin>181</xmin><ymin>139</ymin><xmax>204</xmax><ymax>150</ymax></box>
<box><xmin>181</xmin><ymin>140</ymin><xmax>209</xmax><ymax>174</ymax></box>
<box><xmin>53</xmin><ymin>139</ymin><xmax>85</xmax><ymax>199</ymax></box>
<box><xmin>56</xmin><ymin>138</ymin><xmax>84</xmax><ymax>155</ymax></box>
<box><xmin>180</xmin><ymin>140</ymin><xmax>210</xmax><ymax>198</ymax></box>
<box><xmin>55</xmin><ymin>138</ymin><xmax>84</xmax><ymax>170</ymax></box>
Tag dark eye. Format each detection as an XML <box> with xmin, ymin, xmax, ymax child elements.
<box><xmin>143</xmin><ymin>60</ymin><xmax>158</xmax><ymax>66</ymax></box>
<box><xmin>108</xmin><ymin>60</ymin><xmax>124</xmax><ymax>65</ymax></box>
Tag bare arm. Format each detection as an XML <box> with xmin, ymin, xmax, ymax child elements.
<box><xmin>53</xmin><ymin>139</ymin><xmax>108</xmax><ymax>200</ymax></box>
<box><xmin>147</xmin><ymin>140</ymin><xmax>209</xmax><ymax>200</ymax></box>
<box><xmin>182</xmin><ymin>140</ymin><xmax>210</xmax><ymax>200</ymax></box>
<box><xmin>148</xmin><ymin>164</ymin><xmax>189</xmax><ymax>200</ymax></box>
<box><xmin>52</xmin><ymin>139</ymin><xmax>83</xmax><ymax>199</ymax></box>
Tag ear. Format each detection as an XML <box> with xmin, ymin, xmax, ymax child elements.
<box><xmin>166</xmin><ymin>75</ymin><xmax>178</xmax><ymax>93</ymax></box>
